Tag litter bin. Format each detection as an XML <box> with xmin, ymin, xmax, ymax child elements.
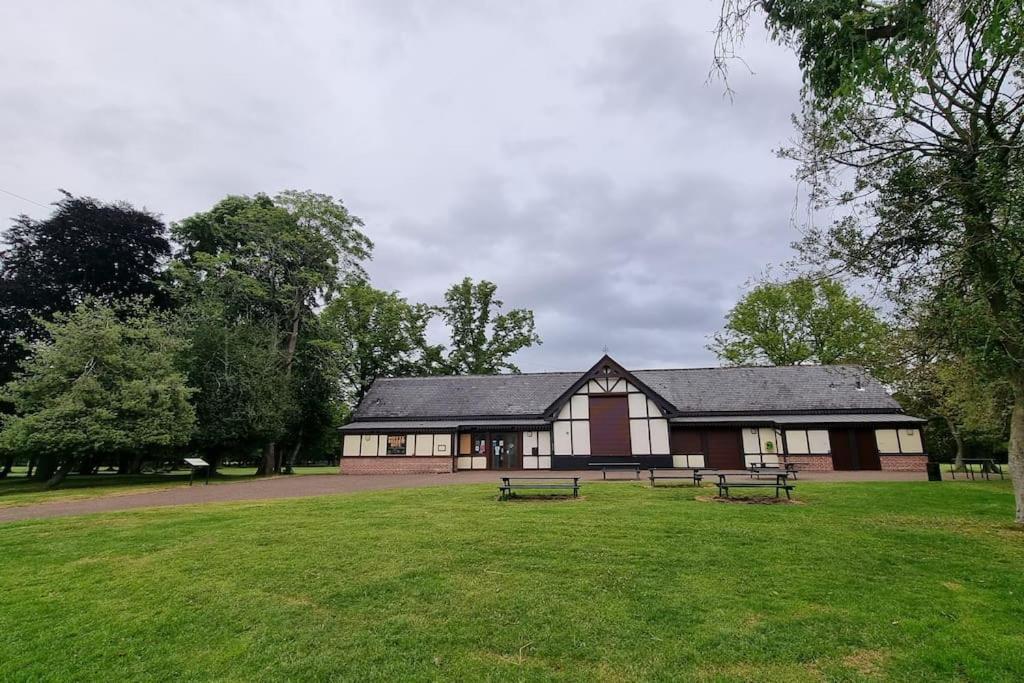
<box><xmin>926</xmin><ymin>461</ymin><xmax>942</xmax><ymax>481</ymax></box>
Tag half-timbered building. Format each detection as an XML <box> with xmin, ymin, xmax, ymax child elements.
<box><xmin>339</xmin><ymin>355</ymin><xmax>927</xmax><ymax>474</ymax></box>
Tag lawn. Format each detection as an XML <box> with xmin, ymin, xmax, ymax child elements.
<box><xmin>0</xmin><ymin>466</ymin><xmax>335</xmax><ymax>508</ymax></box>
<box><xmin>1</xmin><ymin>481</ymin><xmax>1022</xmax><ymax>681</ymax></box>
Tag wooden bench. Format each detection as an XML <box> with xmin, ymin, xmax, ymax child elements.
<box><xmin>500</xmin><ymin>476</ymin><xmax>580</xmax><ymax>500</ymax></box>
<box><xmin>717</xmin><ymin>473</ymin><xmax>794</xmax><ymax>499</ymax></box>
<box><xmin>589</xmin><ymin>462</ymin><xmax>642</xmax><ymax>480</ymax></box>
<box><xmin>648</xmin><ymin>468</ymin><xmax>719</xmax><ymax>487</ymax></box>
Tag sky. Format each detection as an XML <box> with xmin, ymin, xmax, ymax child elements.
<box><xmin>0</xmin><ymin>1</ymin><xmax>811</xmax><ymax>373</ymax></box>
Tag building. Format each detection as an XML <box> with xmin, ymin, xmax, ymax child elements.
<box><xmin>339</xmin><ymin>355</ymin><xmax>927</xmax><ymax>474</ymax></box>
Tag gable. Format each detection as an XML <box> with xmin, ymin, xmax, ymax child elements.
<box><xmin>543</xmin><ymin>355</ymin><xmax>676</xmax><ymax>420</ymax></box>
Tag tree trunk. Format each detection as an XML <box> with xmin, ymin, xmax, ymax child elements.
<box><xmin>26</xmin><ymin>457</ymin><xmax>35</xmax><ymax>478</ymax></box>
<box><xmin>1009</xmin><ymin>379</ymin><xmax>1024</xmax><ymax>525</ymax></box>
<box><xmin>46</xmin><ymin>458</ymin><xmax>76</xmax><ymax>489</ymax></box>
<box><xmin>257</xmin><ymin>442</ymin><xmax>276</xmax><ymax>476</ymax></box>
<box><xmin>950</xmin><ymin>423</ymin><xmax>966</xmax><ymax>471</ymax></box>
<box><xmin>0</xmin><ymin>456</ymin><xmax>13</xmax><ymax>479</ymax></box>
<box><xmin>34</xmin><ymin>454</ymin><xmax>57</xmax><ymax>481</ymax></box>
<box><xmin>283</xmin><ymin>429</ymin><xmax>303</xmax><ymax>475</ymax></box>
<box><xmin>117</xmin><ymin>454</ymin><xmax>132</xmax><ymax>474</ymax></box>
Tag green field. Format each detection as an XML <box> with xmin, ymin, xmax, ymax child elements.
<box><xmin>0</xmin><ymin>466</ymin><xmax>335</xmax><ymax>508</ymax></box>
<box><xmin>1</xmin><ymin>481</ymin><xmax>1022</xmax><ymax>681</ymax></box>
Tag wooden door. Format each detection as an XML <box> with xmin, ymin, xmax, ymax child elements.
<box><xmin>855</xmin><ymin>429</ymin><xmax>881</xmax><ymax>470</ymax></box>
<box><xmin>829</xmin><ymin>429</ymin><xmax>856</xmax><ymax>470</ymax></box>
<box><xmin>588</xmin><ymin>396</ymin><xmax>631</xmax><ymax>456</ymax></box>
<box><xmin>705</xmin><ymin>428</ymin><xmax>744</xmax><ymax>470</ymax></box>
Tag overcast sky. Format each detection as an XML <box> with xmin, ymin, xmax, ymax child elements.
<box><xmin>0</xmin><ymin>1</ymin><xmax>810</xmax><ymax>372</ymax></box>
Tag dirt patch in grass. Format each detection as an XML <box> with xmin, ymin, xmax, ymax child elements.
<box><xmin>696</xmin><ymin>495</ymin><xmax>804</xmax><ymax>506</ymax></box>
<box><xmin>841</xmin><ymin>649</ymin><xmax>890</xmax><ymax>677</ymax></box>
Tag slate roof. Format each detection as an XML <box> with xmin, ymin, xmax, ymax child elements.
<box><xmin>351</xmin><ymin>364</ymin><xmax>903</xmax><ymax>421</ymax></box>
<box><xmin>632</xmin><ymin>365</ymin><xmax>901</xmax><ymax>415</ymax></box>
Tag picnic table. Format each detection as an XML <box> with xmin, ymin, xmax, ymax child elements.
<box><xmin>749</xmin><ymin>462</ymin><xmax>801</xmax><ymax>480</ymax></box>
<box><xmin>589</xmin><ymin>462</ymin><xmax>642</xmax><ymax>480</ymax></box>
<box><xmin>950</xmin><ymin>459</ymin><xmax>1005</xmax><ymax>480</ymax></box>
<box><xmin>648</xmin><ymin>468</ymin><xmax>719</xmax><ymax>487</ymax></box>
<box><xmin>716</xmin><ymin>472</ymin><xmax>794</xmax><ymax>499</ymax></box>
<box><xmin>499</xmin><ymin>476</ymin><xmax>581</xmax><ymax>500</ymax></box>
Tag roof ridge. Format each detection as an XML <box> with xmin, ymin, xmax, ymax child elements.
<box><xmin>376</xmin><ymin>371</ymin><xmax>584</xmax><ymax>381</ymax></box>
<box><xmin>633</xmin><ymin>364</ymin><xmax>867</xmax><ymax>372</ymax></box>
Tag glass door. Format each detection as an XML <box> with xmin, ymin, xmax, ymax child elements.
<box><xmin>489</xmin><ymin>433</ymin><xmax>519</xmax><ymax>470</ymax></box>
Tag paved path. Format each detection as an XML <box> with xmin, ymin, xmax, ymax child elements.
<box><xmin>0</xmin><ymin>469</ymin><xmax>927</xmax><ymax>523</ymax></box>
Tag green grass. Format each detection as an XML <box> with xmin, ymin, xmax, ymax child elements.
<box><xmin>0</xmin><ymin>466</ymin><xmax>335</xmax><ymax>508</ymax></box>
<box><xmin>2</xmin><ymin>481</ymin><xmax>1022</xmax><ymax>681</ymax></box>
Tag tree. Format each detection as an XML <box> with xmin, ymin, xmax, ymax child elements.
<box><xmin>710</xmin><ymin>277</ymin><xmax>892</xmax><ymax>373</ymax></box>
<box><xmin>716</xmin><ymin>2</ymin><xmax>1024</xmax><ymax>522</ymax></box>
<box><xmin>178</xmin><ymin>298</ymin><xmax>292</xmax><ymax>473</ymax></box>
<box><xmin>170</xmin><ymin>191</ymin><xmax>372</xmax><ymax>474</ymax></box>
<box><xmin>440</xmin><ymin>277</ymin><xmax>541</xmax><ymax>374</ymax></box>
<box><xmin>0</xmin><ymin>191</ymin><xmax>171</xmax><ymax>385</ymax></box>
<box><xmin>319</xmin><ymin>281</ymin><xmax>442</xmax><ymax>402</ymax></box>
<box><xmin>0</xmin><ymin>300</ymin><xmax>195</xmax><ymax>488</ymax></box>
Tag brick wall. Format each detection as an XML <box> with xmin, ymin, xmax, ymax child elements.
<box><xmin>880</xmin><ymin>455</ymin><xmax>928</xmax><ymax>472</ymax></box>
<box><xmin>339</xmin><ymin>457</ymin><xmax>453</xmax><ymax>475</ymax></box>
<box><xmin>780</xmin><ymin>455</ymin><xmax>834</xmax><ymax>471</ymax></box>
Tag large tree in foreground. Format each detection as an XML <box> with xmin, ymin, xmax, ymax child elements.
<box><xmin>710</xmin><ymin>277</ymin><xmax>892</xmax><ymax>375</ymax></box>
<box><xmin>440</xmin><ymin>277</ymin><xmax>541</xmax><ymax>375</ymax></box>
<box><xmin>717</xmin><ymin>1</ymin><xmax>1024</xmax><ymax>522</ymax></box>
<box><xmin>171</xmin><ymin>191</ymin><xmax>372</xmax><ymax>474</ymax></box>
<box><xmin>0</xmin><ymin>191</ymin><xmax>170</xmax><ymax>385</ymax></box>
<box><xmin>0</xmin><ymin>300</ymin><xmax>194</xmax><ymax>488</ymax></box>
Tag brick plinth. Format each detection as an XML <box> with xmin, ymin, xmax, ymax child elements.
<box><xmin>780</xmin><ymin>455</ymin><xmax>834</xmax><ymax>471</ymax></box>
<box><xmin>879</xmin><ymin>455</ymin><xmax>928</xmax><ymax>472</ymax></box>
<box><xmin>340</xmin><ymin>457</ymin><xmax>453</xmax><ymax>475</ymax></box>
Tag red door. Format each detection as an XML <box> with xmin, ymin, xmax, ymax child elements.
<box><xmin>855</xmin><ymin>429</ymin><xmax>881</xmax><ymax>470</ymax></box>
<box><xmin>705</xmin><ymin>429</ymin><xmax>744</xmax><ymax>470</ymax></box>
<box><xmin>829</xmin><ymin>429</ymin><xmax>856</xmax><ymax>470</ymax></box>
<box><xmin>588</xmin><ymin>396</ymin><xmax>631</xmax><ymax>456</ymax></box>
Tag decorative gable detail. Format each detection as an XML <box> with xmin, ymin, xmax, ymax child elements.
<box><xmin>542</xmin><ymin>355</ymin><xmax>677</xmax><ymax>420</ymax></box>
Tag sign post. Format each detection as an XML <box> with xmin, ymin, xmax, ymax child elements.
<box><xmin>184</xmin><ymin>457</ymin><xmax>211</xmax><ymax>486</ymax></box>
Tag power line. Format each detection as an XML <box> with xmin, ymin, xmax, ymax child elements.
<box><xmin>0</xmin><ymin>187</ymin><xmax>48</xmax><ymax>209</ymax></box>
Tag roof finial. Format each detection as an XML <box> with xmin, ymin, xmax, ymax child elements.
<box><xmin>602</xmin><ymin>345</ymin><xmax>609</xmax><ymax>354</ymax></box>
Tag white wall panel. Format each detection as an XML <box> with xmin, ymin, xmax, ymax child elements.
<box><xmin>536</xmin><ymin>432</ymin><xmax>551</xmax><ymax>455</ymax></box>
<box><xmin>523</xmin><ymin>456</ymin><xmax>538</xmax><ymax>469</ymax></box>
<box><xmin>342</xmin><ymin>435</ymin><xmax>361</xmax><ymax>457</ymax></box>
<box><xmin>570</xmin><ymin>394</ymin><xmax>589</xmax><ymax>419</ymax></box>
<box><xmin>742</xmin><ymin>428</ymin><xmax>761</xmax><ymax>454</ymax></box>
<box><xmin>630</xmin><ymin>419</ymin><xmax>651</xmax><ymax>455</ymax></box>
<box><xmin>553</xmin><ymin>421</ymin><xmax>572</xmax><ymax>454</ymax></box>
<box><xmin>875</xmin><ymin>429</ymin><xmax>900</xmax><ymax>454</ymax></box>
<box><xmin>414</xmin><ymin>434</ymin><xmax>433</xmax><ymax>456</ymax></box>
<box><xmin>649</xmin><ymin>419</ymin><xmax>670</xmax><ymax>454</ymax></box>
<box><xmin>758</xmin><ymin>428</ymin><xmax>778</xmax><ymax>454</ymax></box>
<box><xmin>899</xmin><ymin>428</ymin><xmax>923</xmax><ymax>453</ymax></box>
<box><xmin>627</xmin><ymin>393</ymin><xmax>648</xmax><ymax>418</ymax></box>
<box><xmin>471</xmin><ymin>456</ymin><xmax>487</xmax><ymax>469</ymax></box>
<box><xmin>557</xmin><ymin>403</ymin><xmax>572</xmax><ymax>420</ymax></box>
<box><xmin>807</xmin><ymin>430</ymin><xmax>831</xmax><ymax>453</ymax></box>
<box><xmin>377</xmin><ymin>436</ymin><xmax>388</xmax><ymax>456</ymax></box>
<box><xmin>571</xmin><ymin>421</ymin><xmax>591</xmax><ymax>455</ymax></box>
<box><xmin>646</xmin><ymin>399</ymin><xmax>662</xmax><ymax>417</ymax></box>
<box><xmin>456</xmin><ymin>456</ymin><xmax>472</xmax><ymax>470</ymax></box>
<box><xmin>786</xmin><ymin>430</ymin><xmax>810</xmax><ymax>454</ymax></box>
<box><xmin>538</xmin><ymin>456</ymin><xmax>552</xmax><ymax>469</ymax></box>
<box><xmin>432</xmin><ymin>434</ymin><xmax>451</xmax><ymax>455</ymax></box>
<box><xmin>360</xmin><ymin>434</ymin><xmax>378</xmax><ymax>457</ymax></box>
<box><xmin>522</xmin><ymin>431</ymin><xmax>538</xmax><ymax>454</ymax></box>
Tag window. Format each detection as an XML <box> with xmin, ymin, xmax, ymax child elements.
<box><xmin>386</xmin><ymin>435</ymin><xmax>407</xmax><ymax>455</ymax></box>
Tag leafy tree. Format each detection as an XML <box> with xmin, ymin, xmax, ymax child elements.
<box><xmin>319</xmin><ymin>281</ymin><xmax>442</xmax><ymax>402</ymax></box>
<box><xmin>0</xmin><ymin>191</ymin><xmax>170</xmax><ymax>385</ymax></box>
<box><xmin>0</xmin><ymin>300</ymin><xmax>194</xmax><ymax>488</ymax></box>
<box><xmin>716</xmin><ymin>2</ymin><xmax>1024</xmax><ymax>522</ymax></box>
<box><xmin>440</xmin><ymin>277</ymin><xmax>541</xmax><ymax>374</ymax></box>
<box><xmin>171</xmin><ymin>191</ymin><xmax>372</xmax><ymax>474</ymax></box>
<box><xmin>178</xmin><ymin>298</ymin><xmax>292</xmax><ymax>473</ymax></box>
<box><xmin>710</xmin><ymin>278</ymin><xmax>892</xmax><ymax>374</ymax></box>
